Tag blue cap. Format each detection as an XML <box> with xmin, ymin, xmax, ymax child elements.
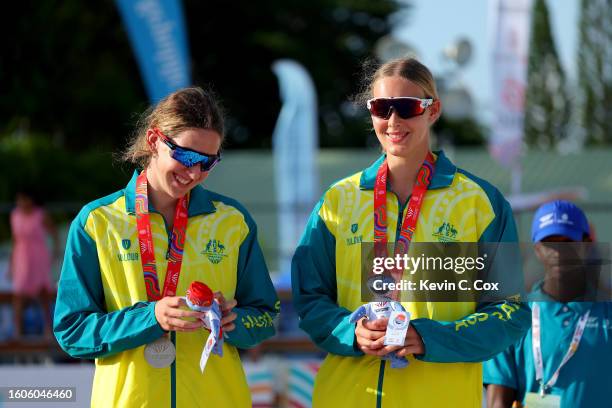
<box><xmin>531</xmin><ymin>200</ymin><xmax>590</xmax><ymax>242</ymax></box>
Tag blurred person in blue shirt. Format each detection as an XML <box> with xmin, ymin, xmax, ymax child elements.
<box><xmin>484</xmin><ymin>200</ymin><xmax>611</xmax><ymax>408</ymax></box>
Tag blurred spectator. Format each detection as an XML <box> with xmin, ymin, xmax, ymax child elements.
<box><xmin>484</xmin><ymin>200</ymin><xmax>612</xmax><ymax>408</ymax></box>
<box><xmin>9</xmin><ymin>188</ymin><xmax>58</xmax><ymax>339</ymax></box>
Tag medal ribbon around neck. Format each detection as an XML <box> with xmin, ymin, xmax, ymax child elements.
<box><xmin>373</xmin><ymin>151</ymin><xmax>435</xmax><ymax>299</ymax></box>
<box><xmin>136</xmin><ymin>171</ymin><xmax>189</xmax><ymax>301</ymax></box>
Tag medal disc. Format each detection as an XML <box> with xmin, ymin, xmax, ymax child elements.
<box><xmin>144</xmin><ymin>336</ymin><xmax>176</xmax><ymax>368</ymax></box>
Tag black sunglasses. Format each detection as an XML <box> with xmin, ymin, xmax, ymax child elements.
<box><xmin>367</xmin><ymin>97</ymin><xmax>434</xmax><ymax>120</ymax></box>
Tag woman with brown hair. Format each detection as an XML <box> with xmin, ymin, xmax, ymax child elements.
<box><xmin>54</xmin><ymin>87</ymin><xmax>279</xmax><ymax>407</ymax></box>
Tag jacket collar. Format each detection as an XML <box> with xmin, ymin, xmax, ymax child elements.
<box><xmin>529</xmin><ymin>280</ymin><xmax>594</xmax><ymax>315</ymax></box>
<box><xmin>359</xmin><ymin>150</ymin><xmax>456</xmax><ymax>191</ymax></box>
<box><xmin>124</xmin><ymin>170</ymin><xmax>216</xmax><ymax>216</ymax></box>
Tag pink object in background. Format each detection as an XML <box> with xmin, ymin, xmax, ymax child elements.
<box><xmin>10</xmin><ymin>207</ymin><xmax>53</xmax><ymax>296</ymax></box>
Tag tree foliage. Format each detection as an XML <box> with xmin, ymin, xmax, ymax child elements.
<box><xmin>576</xmin><ymin>0</ymin><xmax>612</xmax><ymax>145</ymax></box>
<box><xmin>1</xmin><ymin>0</ymin><xmax>402</xmax><ymax>150</ymax></box>
<box><xmin>1</xmin><ymin>1</ymin><xmax>489</xmax><ymax>152</ymax></box>
<box><xmin>524</xmin><ymin>0</ymin><xmax>569</xmax><ymax>148</ymax></box>
<box><xmin>0</xmin><ymin>0</ymin><xmax>146</xmax><ymax>150</ymax></box>
<box><xmin>187</xmin><ymin>0</ymin><xmax>403</xmax><ymax>148</ymax></box>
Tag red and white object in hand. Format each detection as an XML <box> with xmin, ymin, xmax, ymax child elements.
<box><xmin>185</xmin><ymin>281</ymin><xmax>223</xmax><ymax>373</ymax></box>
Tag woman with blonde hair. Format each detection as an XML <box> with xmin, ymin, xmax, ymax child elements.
<box><xmin>292</xmin><ymin>58</ymin><xmax>530</xmax><ymax>407</ymax></box>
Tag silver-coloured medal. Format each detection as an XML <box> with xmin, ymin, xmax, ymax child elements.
<box><xmin>144</xmin><ymin>336</ymin><xmax>176</xmax><ymax>368</ymax></box>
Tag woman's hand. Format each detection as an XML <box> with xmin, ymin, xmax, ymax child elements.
<box><xmin>355</xmin><ymin>317</ymin><xmax>387</xmax><ymax>355</ymax></box>
<box><xmin>214</xmin><ymin>291</ymin><xmax>238</xmax><ymax>332</ymax></box>
<box><xmin>396</xmin><ymin>325</ymin><xmax>425</xmax><ymax>357</ymax></box>
<box><xmin>154</xmin><ymin>296</ymin><xmax>205</xmax><ymax>332</ymax></box>
<box><xmin>355</xmin><ymin>317</ymin><xmax>425</xmax><ymax>357</ymax></box>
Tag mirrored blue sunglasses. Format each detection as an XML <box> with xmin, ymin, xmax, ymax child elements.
<box><xmin>154</xmin><ymin>128</ymin><xmax>221</xmax><ymax>172</ymax></box>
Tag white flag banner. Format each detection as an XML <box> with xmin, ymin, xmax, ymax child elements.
<box><xmin>489</xmin><ymin>0</ymin><xmax>532</xmax><ymax>169</ymax></box>
<box><xmin>271</xmin><ymin>60</ymin><xmax>319</xmax><ymax>282</ymax></box>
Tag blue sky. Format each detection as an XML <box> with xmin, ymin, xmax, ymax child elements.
<box><xmin>393</xmin><ymin>0</ymin><xmax>579</xmax><ymax>125</ymax></box>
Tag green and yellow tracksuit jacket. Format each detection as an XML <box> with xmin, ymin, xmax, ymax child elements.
<box><xmin>54</xmin><ymin>172</ymin><xmax>279</xmax><ymax>408</ymax></box>
<box><xmin>292</xmin><ymin>151</ymin><xmax>530</xmax><ymax>408</ymax></box>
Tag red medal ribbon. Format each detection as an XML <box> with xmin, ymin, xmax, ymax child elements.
<box><xmin>136</xmin><ymin>171</ymin><xmax>189</xmax><ymax>301</ymax></box>
<box><xmin>373</xmin><ymin>152</ymin><xmax>435</xmax><ymax>298</ymax></box>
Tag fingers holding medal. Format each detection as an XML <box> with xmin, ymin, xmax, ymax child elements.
<box><xmin>213</xmin><ymin>291</ymin><xmax>238</xmax><ymax>332</ymax></box>
<box><xmin>154</xmin><ymin>296</ymin><xmax>206</xmax><ymax>332</ymax></box>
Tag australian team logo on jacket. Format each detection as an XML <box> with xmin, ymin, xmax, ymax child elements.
<box><xmin>432</xmin><ymin>221</ymin><xmax>459</xmax><ymax>242</ymax></box>
<box><xmin>201</xmin><ymin>239</ymin><xmax>228</xmax><ymax>264</ymax></box>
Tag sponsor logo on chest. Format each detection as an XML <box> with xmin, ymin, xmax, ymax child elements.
<box><xmin>346</xmin><ymin>223</ymin><xmax>363</xmax><ymax>246</ymax></box>
<box><xmin>117</xmin><ymin>238</ymin><xmax>139</xmax><ymax>262</ymax></box>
